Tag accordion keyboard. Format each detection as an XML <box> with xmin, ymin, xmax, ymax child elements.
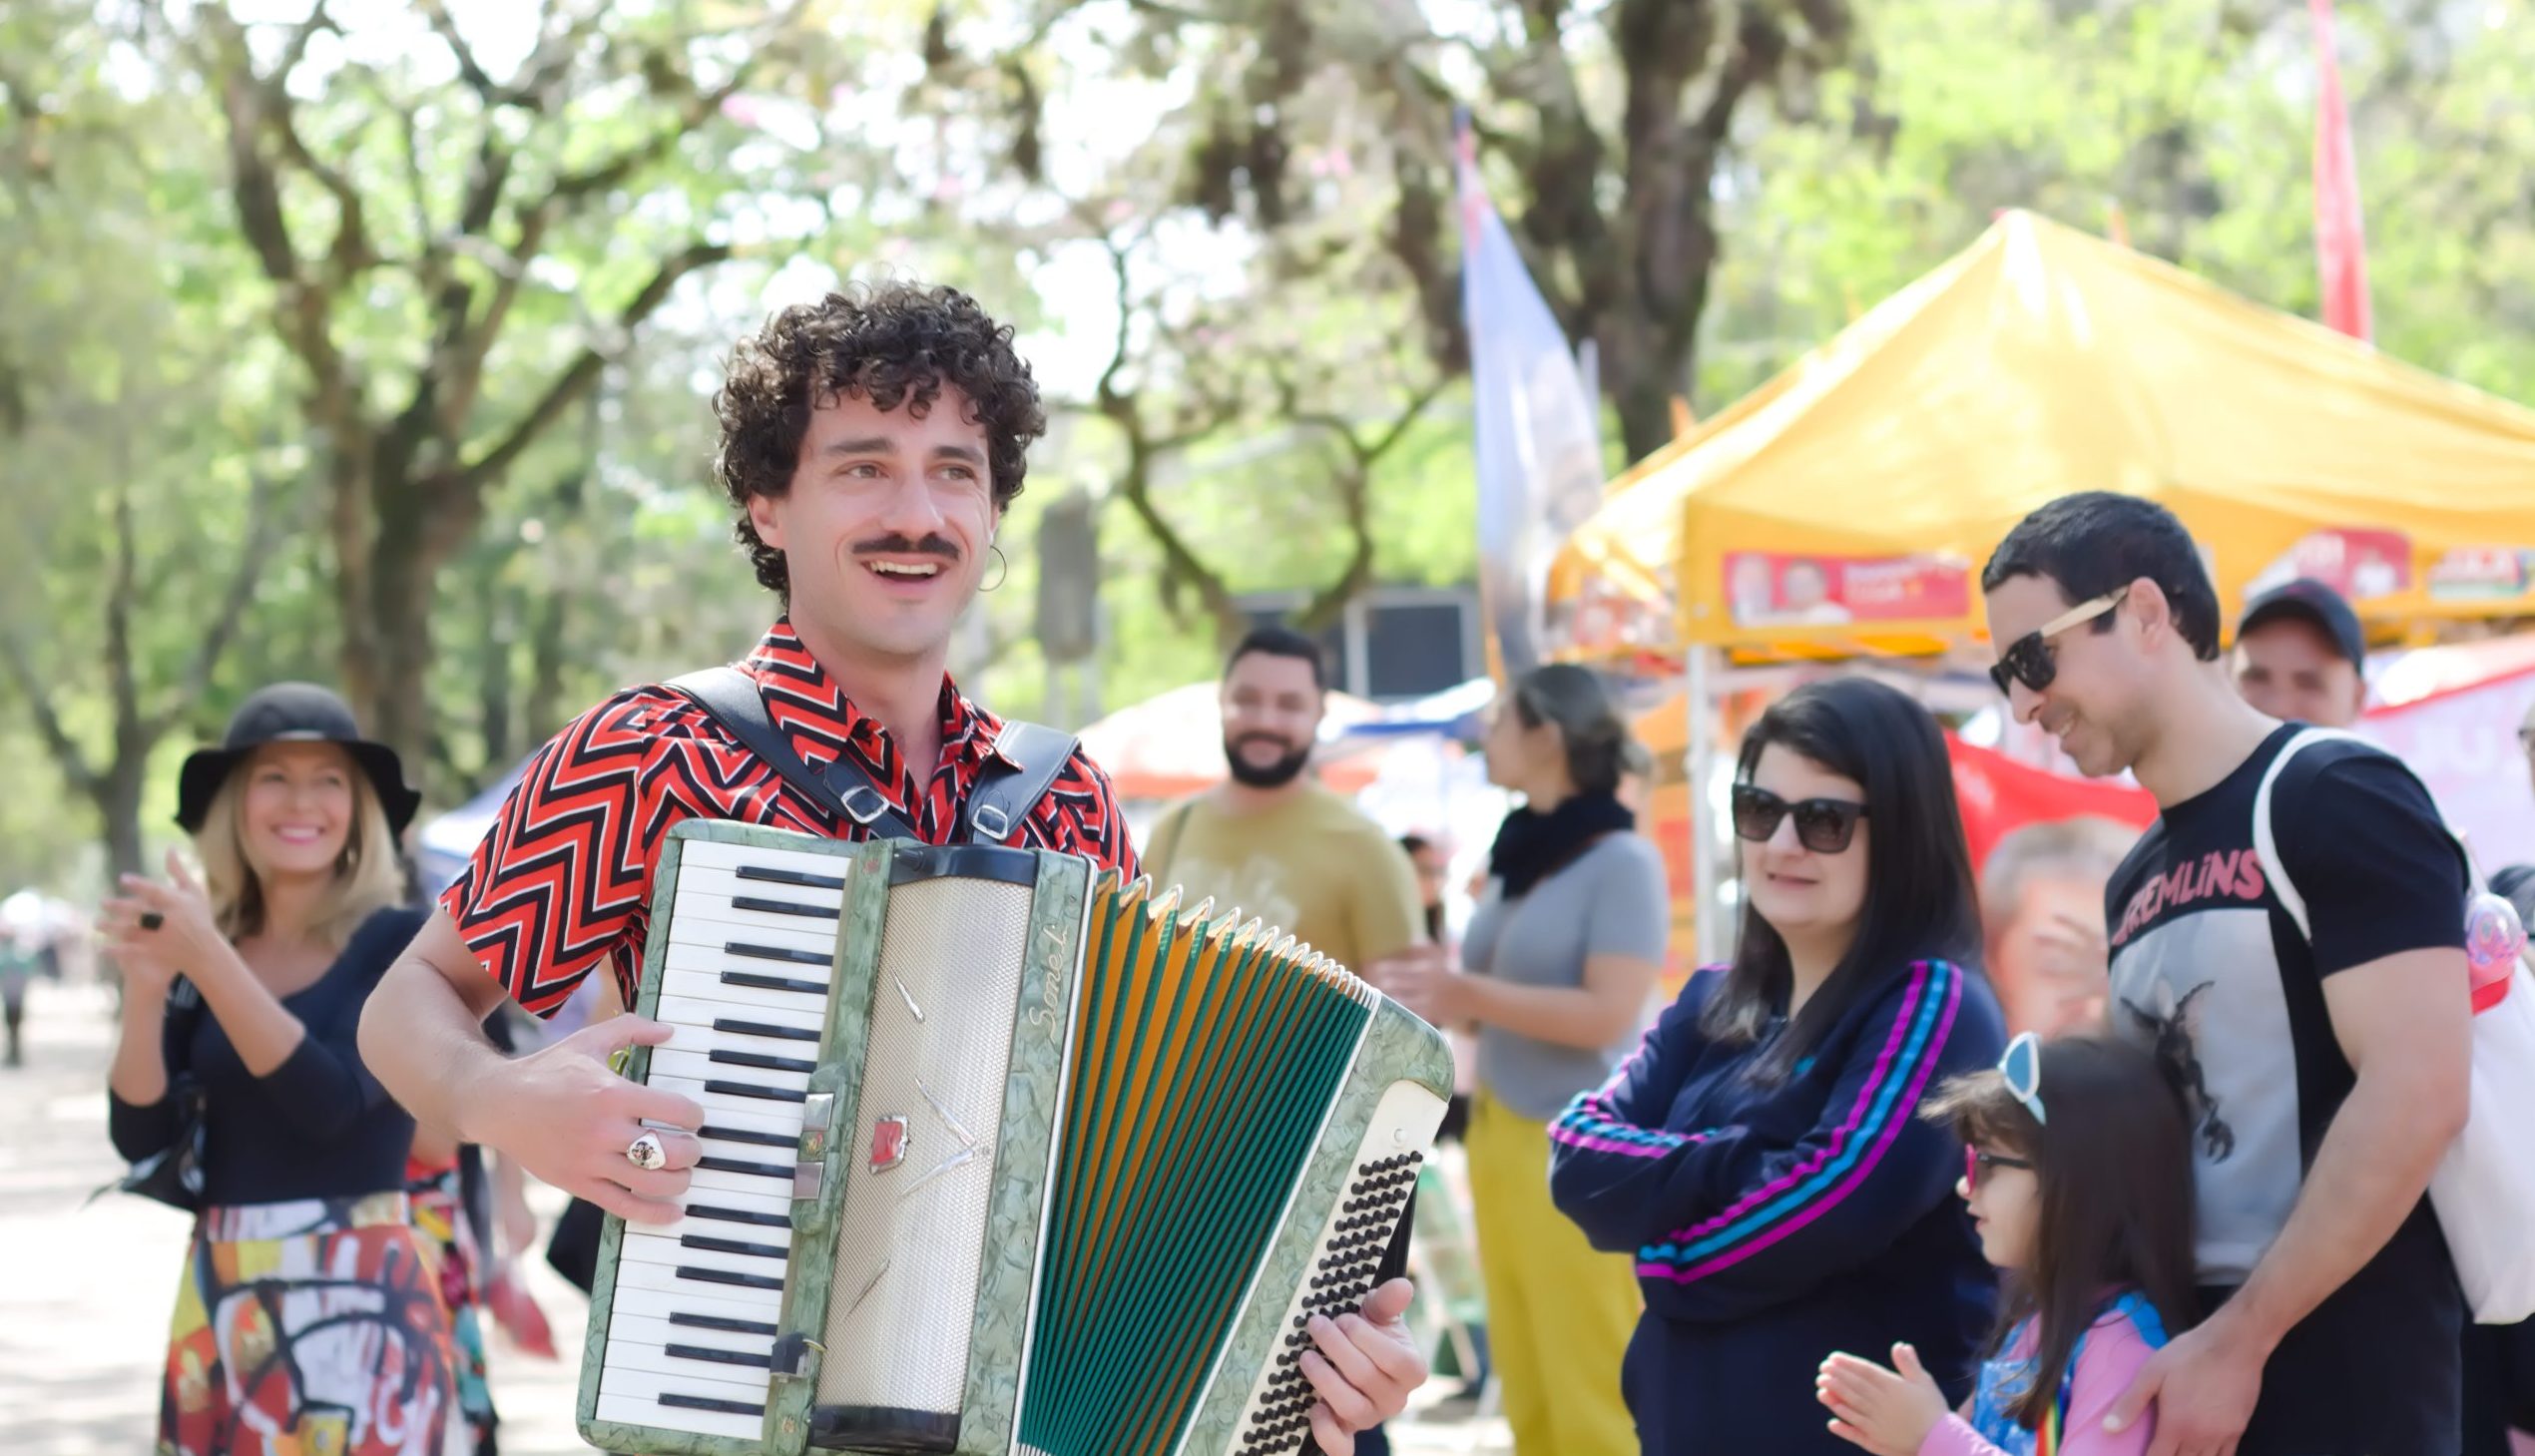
<box><xmin>591</xmin><ymin>836</ymin><xmax>851</xmax><ymax>1442</ymax></box>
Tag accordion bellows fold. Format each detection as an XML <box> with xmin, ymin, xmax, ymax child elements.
<box><xmin>579</xmin><ymin>823</ymin><xmax>1451</xmax><ymax>1456</ymax></box>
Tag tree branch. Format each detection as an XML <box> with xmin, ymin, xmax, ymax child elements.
<box><xmin>419</xmin><ymin>0</ymin><xmax>508</xmax><ymax>105</ymax></box>
<box><xmin>204</xmin><ymin>11</ymin><xmax>365</xmax><ymax>442</ymax></box>
<box><xmin>154</xmin><ymin>468</ymin><xmax>297</xmax><ymax>737</ymax></box>
<box><xmin>549</xmin><ymin>73</ymin><xmax>746</xmax><ymax>202</ymax></box>
<box><xmin>103</xmin><ymin>463</ymin><xmax>145</xmax><ymax>770</ymax></box>
<box><xmin>261</xmin><ymin>78</ymin><xmax>376</xmax><ymax>280</ymax></box>
<box><xmin>460</xmin><ymin>240</ymin><xmax>731</xmax><ymax>487</ymax></box>
<box><xmin>0</xmin><ymin>628</ymin><xmax>99</xmax><ymax>795</ymax></box>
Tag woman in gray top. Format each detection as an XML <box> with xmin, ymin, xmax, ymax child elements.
<box><xmin>1380</xmin><ymin>663</ymin><xmax>1668</xmax><ymax>1452</ymax></box>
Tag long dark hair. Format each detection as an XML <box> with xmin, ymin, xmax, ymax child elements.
<box><xmin>1924</xmin><ymin>1036</ymin><xmax>2199</xmax><ymax>1432</ymax></box>
<box><xmin>1698</xmin><ymin>677</ymin><xmax>1981</xmax><ymax>1082</ymax></box>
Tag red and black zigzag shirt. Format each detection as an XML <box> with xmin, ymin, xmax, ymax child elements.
<box><xmin>439</xmin><ymin>619</ymin><xmax>1139</xmax><ymax>1017</ymax></box>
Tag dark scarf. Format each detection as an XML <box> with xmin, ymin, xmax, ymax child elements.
<box><xmin>1488</xmin><ymin>791</ymin><xmax>1636</xmax><ymax>898</ymax></box>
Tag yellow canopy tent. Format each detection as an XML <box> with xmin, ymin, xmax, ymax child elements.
<box><xmin>1552</xmin><ymin>209</ymin><xmax>2535</xmax><ymax>961</ymax></box>
<box><xmin>1549</xmin><ymin>210</ymin><xmax>2535</xmax><ymax>661</ymax></box>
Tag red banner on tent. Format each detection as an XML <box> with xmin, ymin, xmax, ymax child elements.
<box><xmin>1723</xmin><ymin>551</ymin><xmax>1970</xmax><ymax>628</ymax></box>
<box><xmin>1946</xmin><ymin>733</ymin><xmax>2159</xmax><ymax>875</ymax></box>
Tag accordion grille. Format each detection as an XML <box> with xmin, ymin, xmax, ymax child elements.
<box><xmin>816</xmin><ymin>875</ymin><xmax>1034</xmax><ymax>1417</ymax></box>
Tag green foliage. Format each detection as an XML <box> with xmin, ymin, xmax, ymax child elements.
<box><xmin>8</xmin><ymin>0</ymin><xmax>2535</xmax><ymax>879</ymax></box>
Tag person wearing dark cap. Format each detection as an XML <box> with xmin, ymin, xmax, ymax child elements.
<box><xmin>2233</xmin><ymin>578</ymin><xmax>2368</xmax><ymax>728</ymax></box>
<box><xmin>95</xmin><ymin>683</ymin><xmax>463</xmax><ymax>1456</ymax></box>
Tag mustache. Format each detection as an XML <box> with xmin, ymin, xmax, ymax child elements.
<box><xmin>851</xmin><ymin>533</ymin><xmax>962</xmax><ymax>562</ymax></box>
<box><xmin>1230</xmin><ymin>731</ymin><xmax>1301</xmax><ymax>752</ymax></box>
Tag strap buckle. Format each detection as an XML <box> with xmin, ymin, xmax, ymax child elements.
<box><xmin>970</xmin><ymin>801</ymin><xmax>1014</xmax><ymax>841</ymax></box>
<box><xmin>838</xmin><ymin>784</ymin><xmax>892</xmax><ymax>827</ymax></box>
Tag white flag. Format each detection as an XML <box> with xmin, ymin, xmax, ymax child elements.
<box><xmin>1459</xmin><ymin>118</ymin><xmax>1607</xmax><ymax>678</ymax></box>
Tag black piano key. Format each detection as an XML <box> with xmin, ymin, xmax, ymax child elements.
<box><xmin>710</xmin><ymin>1017</ymin><xmax>820</xmax><ymax>1044</ymax></box>
<box><xmin>736</xmin><ymin>863</ymin><xmax>846</xmax><ymax>891</ymax></box>
<box><xmin>681</xmin><ymin>1232</ymin><xmax>789</xmax><ymax>1260</ymax></box>
<box><xmin>724</xmin><ymin>941</ymin><xmax>830</xmax><ymax>966</ymax></box>
<box><xmin>684</xmin><ymin>1204</ymin><xmax>790</xmax><ymax>1230</ymax></box>
<box><xmin>670</xmin><ymin>1311</ymin><xmax>780</xmax><ymax>1337</ymax></box>
<box><xmin>710</xmin><ymin>1048</ymin><xmax>817</xmax><ymax>1075</ymax></box>
<box><xmin>677</xmin><ymin>1265</ymin><xmax>784</xmax><ymax>1292</ymax></box>
<box><xmin>696</xmin><ymin>1155</ymin><xmax>790</xmax><ymax>1182</ymax></box>
<box><xmin>698</xmin><ymin>1123</ymin><xmax>794</xmax><ymax>1149</ymax></box>
<box><xmin>668</xmin><ymin>1342</ymin><xmax>773</xmax><ymax>1369</ymax></box>
<box><xmin>730</xmin><ymin>894</ymin><xmax>840</xmax><ymax>922</ymax></box>
<box><xmin>661</xmin><ymin>1392</ymin><xmax>765</xmax><ymax>1417</ymax></box>
<box><xmin>719</xmin><ymin>971</ymin><xmax>825</xmax><ymax>996</ymax></box>
<box><xmin>704</xmin><ymin>1078</ymin><xmax>806</xmax><ymax>1104</ymax></box>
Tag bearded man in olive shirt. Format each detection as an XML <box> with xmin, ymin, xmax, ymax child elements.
<box><xmin>1142</xmin><ymin>626</ymin><xmax>1427</xmax><ymax>975</ymax></box>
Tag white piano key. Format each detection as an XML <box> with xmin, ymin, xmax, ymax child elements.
<box><xmin>645</xmin><ymin>1076</ymin><xmax>809</xmax><ymax>1136</ymax></box>
<box><xmin>664</xmin><ymin>913</ymin><xmax>838</xmax><ymax>961</ymax></box>
<box><xmin>597</xmin><ymin>1365</ymin><xmax>769</xmax><ymax>1424</ymax></box>
<box><xmin>605</xmin><ymin>1253</ymin><xmax>783</xmax><ymax>1315</ymax></box>
<box><xmin>648</xmin><ymin>1046</ymin><xmax>813</xmax><ymax>1095</ymax></box>
<box><xmin>606</xmin><ymin>1281</ymin><xmax>783</xmax><ymax>1329</ymax></box>
<box><xmin>670</xmin><ymin>862</ymin><xmax>845</xmax><ymax>911</ymax></box>
<box><xmin>660</xmin><ymin>942</ymin><xmax>835</xmax><ymax>990</ymax></box>
<box><xmin>696</xmin><ymin>1128</ymin><xmax>796</xmax><ymax>1165</ymax></box>
<box><xmin>654</xmin><ymin>994</ymin><xmax>826</xmax><ymax>1041</ymax></box>
<box><xmin>619</xmin><ymin>1227</ymin><xmax>790</xmax><ymax>1282</ymax></box>
<box><xmin>607</xmin><ymin>1312</ymin><xmax>776</xmax><ymax>1357</ymax></box>
<box><xmin>674</xmin><ymin>1185</ymin><xmax>796</xmax><ymax>1225</ymax></box>
<box><xmin>685</xmin><ymin>1165</ymin><xmax>792</xmax><ymax>1200</ymax></box>
<box><xmin>673</xmin><ymin>836</ymin><xmax>855</xmax><ymax>884</ymax></box>
<box><xmin>603</xmin><ymin>1338</ymin><xmax>774</xmax><ymax>1392</ymax></box>
<box><xmin>656</xmin><ymin>967</ymin><xmax>831</xmax><ymax>1023</ymax></box>
<box><xmin>594</xmin><ymin>1391</ymin><xmax>762</xmax><ymax>1442</ymax></box>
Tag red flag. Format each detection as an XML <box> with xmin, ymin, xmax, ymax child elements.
<box><xmin>2308</xmin><ymin>0</ymin><xmax>2372</xmax><ymax>341</ymax></box>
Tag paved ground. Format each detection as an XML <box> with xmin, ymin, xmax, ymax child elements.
<box><xmin>0</xmin><ymin>979</ymin><xmax>1510</xmax><ymax>1455</ymax></box>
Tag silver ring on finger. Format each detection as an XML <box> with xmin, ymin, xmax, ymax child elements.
<box><xmin>626</xmin><ymin>1131</ymin><xmax>668</xmax><ymax>1172</ymax></box>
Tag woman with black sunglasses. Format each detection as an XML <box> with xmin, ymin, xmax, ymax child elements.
<box><xmin>1547</xmin><ymin>676</ymin><xmax>2007</xmax><ymax>1454</ymax></box>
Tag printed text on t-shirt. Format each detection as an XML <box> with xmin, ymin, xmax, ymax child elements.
<box><xmin>2110</xmin><ymin>848</ymin><xmax>2268</xmax><ymax>948</ymax></box>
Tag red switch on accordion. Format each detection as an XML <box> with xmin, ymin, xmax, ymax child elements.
<box><xmin>868</xmin><ymin>1114</ymin><xmax>907</xmax><ymax>1173</ymax></box>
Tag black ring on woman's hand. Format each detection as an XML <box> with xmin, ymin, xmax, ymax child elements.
<box><xmin>139</xmin><ymin>912</ymin><xmax>164</xmax><ymax>931</ymax></box>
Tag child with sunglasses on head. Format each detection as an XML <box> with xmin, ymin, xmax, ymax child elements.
<box><xmin>1816</xmin><ymin>1033</ymin><xmax>2199</xmax><ymax>1456</ymax></box>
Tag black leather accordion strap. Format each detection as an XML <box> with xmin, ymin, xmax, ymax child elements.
<box><xmin>666</xmin><ymin>667</ymin><xmax>919</xmax><ymax>840</ymax></box>
<box><xmin>667</xmin><ymin>667</ymin><xmax>1079</xmax><ymax>848</ymax></box>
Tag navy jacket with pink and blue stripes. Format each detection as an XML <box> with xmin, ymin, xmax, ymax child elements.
<box><xmin>1547</xmin><ymin>960</ymin><xmax>2007</xmax><ymax>1455</ymax></box>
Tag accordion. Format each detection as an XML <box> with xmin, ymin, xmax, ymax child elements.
<box><xmin>579</xmin><ymin>821</ymin><xmax>1454</xmax><ymax>1456</ymax></box>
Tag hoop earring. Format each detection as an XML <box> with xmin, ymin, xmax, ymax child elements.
<box><xmin>982</xmin><ymin>545</ymin><xmax>1008</xmax><ymax>593</ymax></box>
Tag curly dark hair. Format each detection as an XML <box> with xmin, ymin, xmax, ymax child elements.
<box><xmin>712</xmin><ymin>282</ymin><xmax>1046</xmax><ymax>598</ymax></box>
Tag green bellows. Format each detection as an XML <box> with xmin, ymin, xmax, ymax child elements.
<box><xmin>1015</xmin><ymin>881</ymin><xmax>1372</xmax><ymax>1456</ymax></box>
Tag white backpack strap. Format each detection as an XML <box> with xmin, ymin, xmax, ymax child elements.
<box><xmin>2251</xmin><ymin>727</ymin><xmax>2368</xmax><ymax>943</ymax></box>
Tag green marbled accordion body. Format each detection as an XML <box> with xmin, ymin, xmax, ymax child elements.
<box><xmin>578</xmin><ymin>820</ymin><xmax>1454</xmax><ymax>1456</ymax></box>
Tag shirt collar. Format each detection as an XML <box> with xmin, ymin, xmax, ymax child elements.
<box><xmin>738</xmin><ymin>618</ymin><xmax>1018</xmax><ymax>771</ymax></box>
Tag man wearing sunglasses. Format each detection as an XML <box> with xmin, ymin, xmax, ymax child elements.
<box><xmin>1981</xmin><ymin>493</ymin><xmax>2472</xmax><ymax>1456</ymax></box>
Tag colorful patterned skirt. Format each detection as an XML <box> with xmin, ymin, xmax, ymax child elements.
<box><xmin>406</xmin><ymin>1155</ymin><xmax>498</xmax><ymax>1454</ymax></box>
<box><xmin>160</xmin><ymin>1192</ymin><xmax>464</xmax><ymax>1456</ymax></box>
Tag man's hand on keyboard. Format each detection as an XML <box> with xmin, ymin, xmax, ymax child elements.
<box><xmin>462</xmin><ymin>1015</ymin><xmax>705</xmax><ymax>1224</ymax></box>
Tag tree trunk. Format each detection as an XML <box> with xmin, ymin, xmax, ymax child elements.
<box><xmin>94</xmin><ymin>751</ymin><xmax>148</xmax><ymax>883</ymax></box>
<box><xmin>347</xmin><ymin>467</ymin><xmax>487</xmax><ymax>790</ymax></box>
<box><xmin>1604</xmin><ymin>320</ymin><xmax>1686</xmax><ymax>463</ymax></box>
<box><xmin>360</xmin><ymin>534</ymin><xmax>443</xmax><ymax>789</ymax></box>
<box><xmin>524</xmin><ymin>586</ymin><xmax>570</xmax><ymax>754</ymax></box>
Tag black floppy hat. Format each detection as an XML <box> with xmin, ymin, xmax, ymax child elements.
<box><xmin>175</xmin><ymin>683</ymin><xmax>423</xmax><ymax>836</ymax></box>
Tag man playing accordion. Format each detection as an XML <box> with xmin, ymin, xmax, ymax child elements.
<box><xmin>360</xmin><ymin>282</ymin><xmax>1427</xmax><ymax>1452</ymax></box>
